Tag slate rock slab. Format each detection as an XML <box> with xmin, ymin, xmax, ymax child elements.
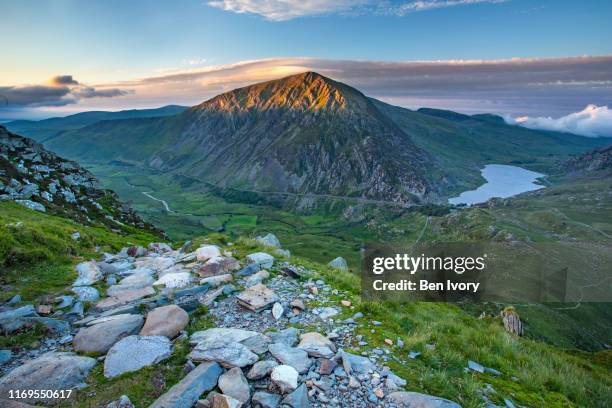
<box><xmin>149</xmin><ymin>362</ymin><xmax>222</xmax><ymax>408</ymax></box>
<box><xmin>387</xmin><ymin>391</ymin><xmax>462</xmax><ymax>408</ymax></box>
<box><xmin>73</xmin><ymin>313</ymin><xmax>144</xmax><ymax>354</ymax></box>
<box><xmin>104</xmin><ymin>335</ymin><xmax>172</xmax><ymax>378</ymax></box>
<box><xmin>236</xmin><ymin>283</ymin><xmax>279</xmax><ymax>312</ymax></box>
<box><xmin>140</xmin><ymin>305</ymin><xmax>189</xmax><ymax>338</ymax></box>
<box><xmin>268</xmin><ymin>343</ymin><xmax>312</xmax><ymax>374</ymax></box>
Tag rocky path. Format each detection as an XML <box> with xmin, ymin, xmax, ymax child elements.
<box><xmin>0</xmin><ymin>234</ymin><xmax>462</xmax><ymax>408</ymax></box>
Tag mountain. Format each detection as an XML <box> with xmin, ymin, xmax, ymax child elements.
<box><xmin>0</xmin><ymin>125</ymin><xmax>161</xmax><ymax>235</ymax></box>
<box><xmin>41</xmin><ymin>72</ymin><xmax>612</xmax><ymax>205</ymax></box>
<box><xmin>561</xmin><ymin>144</ymin><xmax>612</xmax><ymax>177</ymax></box>
<box><xmin>5</xmin><ymin>105</ymin><xmax>187</xmax><ymax>142</ymax></box>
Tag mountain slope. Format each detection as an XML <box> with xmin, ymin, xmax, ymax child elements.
<box><xmin>5</xmin><ymin>105</ymin><xmax>187</xmax><ymax>142</ymax></box>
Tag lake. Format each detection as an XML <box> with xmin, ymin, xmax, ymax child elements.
<box><xmin>448</xmin><ymin>164</ymin><xmax>545</xmax><ymax>205</ymax></box>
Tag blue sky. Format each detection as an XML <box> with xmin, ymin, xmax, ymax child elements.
<box><xmin>0</xmin><ymin>0</ymin><xmax>611</xmax><ymax>121</ymax></box>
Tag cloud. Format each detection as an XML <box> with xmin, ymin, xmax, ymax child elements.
<box><xmin>0</xmin><ymin>76</ymin><xmax>131</xmax><ymax>108</ymax></box>
<box><xmin>206</xmin><ymin>0</ymin><xmax>508</xmax><ymax>21</ymax></box>
<box><xmin>505</xmin><ymin>105</ymin><xmax>612</xmax><ymax>137</ymax></box>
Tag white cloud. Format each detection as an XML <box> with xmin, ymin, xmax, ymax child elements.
<box><xmin>506</xmin><ymin>105</ymin><xmax>612</xmax><ymax>137</ymax></box>
<box><xmin>206</xmin><ymin>0</ymin><xmax>508</xmax><ymax>21</ymax></box>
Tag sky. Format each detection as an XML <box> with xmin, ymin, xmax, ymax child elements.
<box><xmin>0</xmin><ymin>0</ymin><xmax>611</xmax><ymax>135</ymax></box>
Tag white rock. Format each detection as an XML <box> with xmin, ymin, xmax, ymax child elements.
<box><xmin>153</xmin><ymin>272</ymin><xmax>192</xmax><ymax>289</ymax></box>
<box><xmin>196</xmin><ymin>245</ymin><xmax>222</xmax><ymax>262</ymax></box>
<box><xmin>271</xmin><ymin>364</ymin><xmax>299</xmax><ymax>393</ymax></box>
<box><xmin>245</xmin><ymin>252</ymin><xmax>274</xmax><ymax>269</ymax></box>
<box><xmin>272</xmin><ymin>302</ymin><xmax>284</xmax><ymax>320</ymax></box>
<box><xmin>73</xmin><ymin>261</ymin><xmax>103</xmax><ymax>286</ymax></box>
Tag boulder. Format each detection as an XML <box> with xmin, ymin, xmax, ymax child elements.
<box><xmin>281</xmin><ymin>383</ymin><xmax>310</xmax><ymax>408</ymax></box>
<box><xmin>0</xmin><ymin>352</ymin><xmax>96</xmax><ymax>403</ymax></box>
<box><xmin>73</xmin><ymin>261</ymin><xmax>103</xmax><ymax>286</ymax></box>
<box><xmin>200</xmin><ymin>274</ymin><xmax>233</xmax><ymax>287</ymax></box>
<box><xmin>218</xmin><ymin>367</ymin><xmax>250</xmax><ymax>403</ymax></box>
<box><xmin>149</xmin><ymin>362</ymin><xmax>222</xmax><ymax>408</ymax></box>
<box><xmin>134</xmin><ymin>256</ymin><xmax>175</xmax><ymax>272</ymax></box>
<box><xmin>104</xmin><ymin>335</ymin><xmax>172</xmax><ymax>378</ymax></box>
<box><xmin>211</xmin><ymin>394</ymin><xmax>242</xmax><ymax>408</ymax></box>
<box><xmin>341</xmin><ymin>351</ymin><xmax>375</xmax><ymax>375</ymax></box>
<box><xmin>245</xmin><ymin>252</ymin><xmax>274</xmax><ymax>269</ymax></box>
<box><xmin>1</xmin><ymin>316</ymin><xmax>69</xmax><ymax>335</ymax></box>
<box><xmin>106</xmin><ymin>395</ymin><xmax>134</xmax><ymax>408</ymax></box>
<box><xmin>140</xmin><ymin>305</ymin><xmax>189</xmax><ymax>338</ymax></box>
<box><xmin>241</xmin><ymin>333</ymin><xmax>272</xmax><ymax>355</ymax></box>
<box><xmin>190</xmin><ymin>328</ymin><xmax>259</xmax><ymax>346</ymax></box>
<box><xmin>95</xmin><ymin>286</ymin><xmax>155</xmax><ymax>311</ymax></box>
<box><xmin>387</xmin><ymin>391</ymin><xmax>462</xmax><ymax>408</ymax></box>
<box><xmin>153</xmin><ymin>272</ymin><xmax>192</xmax><ymax>289</ymax></box>
<box><xmin>268</xmin><ymin>343</ymin><xmax>311</xmax><ymax>374</ymax></box>
<box><xmin>197</xmin><ymin>256</ymin><xmax>240</xmax><ymax>277</ymax></box>
<box><xmin>247</xmin><ymin>359</ymin><xmax>278</xmax><ymax>380</ymax></box>
<box><xmin>270</xmin><ymin>364</ymin><xmax>298</xmax><ymax>393</ymax></box>
<box><xmin>148</xmin><ymin>242</ymin><xmax>173</xmax><ymax>253</ymax></box>
<box><xmin>196</xmin><ymin>245</ymin><xmax>222</xmax><ymax>262</ymax></box>
<box><xmin>0</xmin><ymin>304</ymin><xmax>37</xmax><ymax>320</ymax></box>
<box><xmin>268</xmin><ymin>328</ymin><xmax>299</xmax><ymax>347</ymax></box>
<box><xmin>244</xmin><ymin>270</ymin><xmax>270</xmax><ymax>287</ymax></box>
<box><xmin>189</xmin><ymin>341</ymin><xmax>258</xmax><ymax>368</ymax></box>
<box><xmin>328</xmin><ymin>257</ymin><xmax>348</xmax><ymax>271</ymax></box>
<box><xmin>236</xmin><ymin>284</ymin><xmax>279</xmax><ymax>312</ymax></box>
<box><xmin>252</xmin><ymin>391</ymin><xmax>281</xmax><ymax>408</ymax></box>
<box><xmin>74</xmin><ymin>313</ymin><xmax>144</xmax><ymax>354</ymax></box>
<box><xmin>255</xmin><ymin>233</ymin><xmax>281</xmax><ymax>248</ymax></box>
<box><xmin>72</xmin><ymin>286</ymin><xmax>100</xmax><ymax>302</ymax></box>
<box><xmin>297</xmin><ymin>332</ymin><xmax>336</xmax><ymax>358</ymax></box>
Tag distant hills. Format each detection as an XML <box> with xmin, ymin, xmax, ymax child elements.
<box><xmin>7</xmin><ymin>72</ymin><xmax>612</xmax><ymax>204</ymax></box>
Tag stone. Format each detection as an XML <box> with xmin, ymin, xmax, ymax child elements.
<box><xmin>0</xmin><ymin>349</ymin><xmax>12</xmax><ymax>365</ymax></box>
<box><xmin>236</xmin><ymin>284</ymin><xmax>279</xmax><ymax>312</ymax></box>
<box><xmin>148</xmin><ymin>242</ymin><xmax>173</xmax><ymax>253</ymax></box>
<box><xmin>272</xmin><ymin>302</ymin><xmax>284</xmax><ymax>320</ymax></box>
<box><xmin>240</xmin><ymin>333</ymin><xmax>272</xmax><ymax>355</ymax></box>
<box><xmin>200</xmin><ymin>274</ymin><xmax>233</xmax><ymax>287</ymax></box>
<box><xmin>268</xmin><ymin>343</ymin><xmax>312</xmax><ymax>374</ymax></box>
<box><xmin>7</xmin><ymin>294</ymin><xmax>21</xmax><ymax>305</ymax></box>
<box><xmin>196</xmin><ymin>245</ymin><xmax>222</xmax><ymax>262</ymax></box>
<box><xmin>467</xmin><ymin>360</ymin><xmax>485</xmax><ymax>373</ymax></box>
<box><xmin>341</xmin><ymin>352</ymin><xmax>375</xmax><ymax>375</ymax></box>
<box><xmin>149</xmin><ymin>362</ymin><xmax>222</xmax><ymax>408</ymax></box>
<box><xmin>268</xmin><ymin>327</ymin><xmax>299</xmax><ymax>347</ymax></box>
<box><xmin>104</xmin><ymin>335</ymin><xmax>172</xmax><ymax>378</ymax></box>
<box><xmin>409</xmin><ymin>351</ymin><xmax>421</xmax><ymax>359</ymax></box>
<box><xmin>247</xmin><ymin>359</ymin><xmax>278</xmax><ymax>380</ymax></box>
<box><xmin>74</xmin><ymin>313</ymin><xmax>144</xmax><ymax>354</ymax></box>
<box><xmin>245</xmin><ymin>252</ymin><xmax>275</xmax><ymax>269</ymax></box>
<box><xmin>297</xmin><ymin>332</ymin><xmax>336</xmax><ymax>358</ymax></box>
<box><xmin>106</xmin><ymin>395</ymin><xmax>134</xmax><ymax>408</ymax></box>
<box><xmin>140</xmin><ymin>305</ymin><xmax>189</xmax><ymax>338</ymax></box>
<box><xmin>190</xmin><ymin>328</ymin><xmax>259</xmax><ymax>346</ymax></box>
<box><xmin>328</xmin><ymin>257</ymin><xmax>348</xmax><ymax>271</ymax></box>
<box><xmin>56</xmin><ymin>295</ymin><xmax>74</xmax><ymax>308</ymax></box>
<box><xmin>317</xmin><ymin>307</ymin><xmax>339</xmax><ymax>320</ymax></box>
<box><xmin>318</xmin><ymin>359</ymin><xmax>337</xmax><ymax>375</ymax></box>
<box><xmin>252</xmin><ymin>391</ymin><xmax>281</xmax><ymax>408</ymax></box>
<box><xmin>211</xmin><ymin>394</ymin><xmax>242</xmax><ymax>408</ymax></box>
<box><xmin>134</xmin><ymin>256</ymin><xmax>176</xmax><ymax>273</ymax></box>
<box><xmin>0</xmin><ymin>304</ymin><xmax>37</xmax><ymax>320</ymax></box>
<box><xmin>36</xmin><ymin>304</ymin><xmax>52</xmax><ymax>315</ymax></box>
<box><xmin>271</xmin><ymin>364</ymin><xmax>299</xmax><ymax>393</ymax></box>
<box><xmin>1</xmin><ymin>316</ymin><xmax>69</xmax><ymax>335</ymax></box>
<box><xmin>95</xmin><ymin>286</ymin><xmax>155</xmax><ymax>311</ymax></box>
<box><xmin>340</xmin><ymin>300</ymin><xmax>351</xmax><ymax>307</ymax></box>
<box><xmin>73</xmin><ymin>261</ymin><xmax>103</xmax><ymax>286</ymax></box>
<box><xmin>154</xmin><ymin>272</ymin><xmax>192</xmax><ymax>289</ymax></box>
<box><xmin>290</xmin><ymin>299</ymin><xmax>305</xmax><ymax>311</ymax></box>
<box><xmin>387</xmin><ymin>391</ymin><xmax>462</xmax><ymax>408</ymax></box>
<box><xmin>126</xmin><ymin>246</ymin><xmax>147</xmax><ymax>257</ymax></box>
<box><xmin>189</xmin><ymin>341</ymin><xmax>258</xmax><ymax>368</ymax></box>
<box><xmin>384</xmin><ymin>338</ymin><xmax>393</xmax><ymax>346</ymax></box>
<box><xmin>348</xmin><ymin>376</ymin><xmax>360</xmax><ymax>388</ymax></box>
<box><xmin>15</xmin><ymin>199</ymin><xmax>45</xmax><ymax>212</ymax></box>
<box><xmin>501</xmin><ymin>307</ymin><xmax>523</xmax><ymax>336</ymax></box>
<box><xmin>71</xmin><ymin>232</ymin><xmax>81</xmax><ymax>241</ymax></box>
<box><xmin>0</xmin><ymin>352</ymin><xmax>96</xmax><ymax>403</ymax></box>
<box><xmin>256</xmin><ymin>233</ymin><xmax>281</xmax><ymax>248</ymax></box>
<box><xmin>218</xmin><ymin>367</ymin><xmax>250</xmax><ymax>403</ymax></box>
<box><xmin>281</xmin><ymin>383</ymin><xmax>310</xmax><ymax>408</ymax></box>
<box><xmin>274</xmin><ymin>248</ymin><xmax>291</xmax><ymax>257</ymax></box>
<box><xmin>198</xmin><ymin>256</ymin><xmax>241</xmax><ymax>277</ymax></box>
<box><xmin>244</xmin><ymin>270</ymin><xmax>270</xmax><ymax>287</ymax></box>
<box><xmin>72</xmin><ymin>286</ymin><xmax>100</xmax><ymax>302</ymax></box>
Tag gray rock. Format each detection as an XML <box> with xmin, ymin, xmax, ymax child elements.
<box><xmin>104</xmin><ymin>335</ymin><xmax>172</xmax><ymax>378</ymax></box>
<box><xmin>341</xmin><ymin>351</ymin><xmax>375</xmax><ymax>375</ymax></box>
<box><xmin>140</xmin><ymin>305</ymin><xmax>189</xmax><ymax>338</ymax></box>
<box><xmin>211</xmin><ymin>394</ymin><xmax>242</xmax><ymax>408</ymax></box>
<box><xmin>247</xmin><ymin>360</ymin><xmax>278</xmax><ymax>380</ymax></box>
<box><xmin>72</xmin><ymin>286</ymin><xmax>100</xmax><ymax>302</ymax></box>
<box><xmin>281</xmin><ymin>383</ymin><xmax>310</xmax><ymax>408</ymax></box>
<box><xmin>244</xmin><ymin>270</ymin><xmax>270</xmax><ymax>287</ymax></box>
<box><xmin>387</xmin><ymin>391</ymin><xmax>462</xmax><ymax>408</ymax></box>
<box><xmin>56</xmin><ymin>295</ymin><xmax>74</xmax><ymax>308</ymax></box>
<box><xmin>7</xmin><ymin>295</ymin><xmax>21</xmax><ymax>305</ymax></box>
<box><xmin>245</xmin><ymin>252</ymin><xmax>275</xmax><ymax>269</ymax></box>
<box><xmin>218</xmin><ymin>367</ymin><xmax>250</xmax><ymax>403</ymax></box>
<box><xmin>317</xmin><ymin>307</ymin><xmax>339</xmax><ymax>320</ymax></box>
<box><xmin>69</xmin><ymin>301</ymin><xmax>85</xmax><ymax>317</ymax></box>
<box><xmin>297</xmin><ymin>332</ymin><xmax>336</xmax><ymax>358</ymax></box>
<box><xmin>0</xmin><ymin>316</ymin><xmax>69</xmax><ymax>335</ymax></box>
<box><xmin>73</xmin><ymin>261</ymin><xmax>103</xmax><ymax>286</ymax></box>
<box><xmin>467</xmin><ymin>360</ymin><xmax>485</xmax><ymax>373</ymax></box>
<box><xmin>268</xmin><ymin>343</ymin><xmax>312</xmax><ymax>374</ymax></box>
<box><xmin>0</xmin><ymin>304</ymin><xmax>37</xmax><ymax>320</ymax></box>
<box><xmin>255</xmin><ymin>233</ymin><xmax>281</xmax><ymax>248</ymax></box>
<box><xmin>0</xmin><ymin>349</ymin><xmax>12</xmax><ymax>365</ymax></box>
<box><xmin>268</xmin><ymin>327</ymin><xmax>299</xmax><ymax>347</ymax></box>
<box><xmin>252</xmin><ymin>391</ymin><xmax>281</xmax><ymax>408</ymax></box>
<box><xmin>328</xmin><ymin>257</ymin><xmax>348</xmax><ymax>271</ymax></box>
<box><xmin>274</xmin><ymin>248</ymin><xmax>291</xmax><ymax>258</ymax></box>
<box><xmin>149</xmin><ymin>362</ymin><xmax>222</xmax><ymax>408</ymax></box>
<box><xmin>240</xmin><ymin>333</ymin><xmax>272</xmax><ymax>355</ymax></box>
<box><xmin>189</xmin><ymin>341</ymin><xmax>258</xmax><ymax>368</ymax></box>
<box><xmin>236</xmin><ymin>284</ymin><xmax>279</xmax><ymax>312</ymax></box>
<box><xmin>106</xmin><ymin>395</ymin><xmax>134</xmax><ymax>408</ymax></box>
<box><xmin>0</xmin><ymin>352</ymin><xmax>96</xmax><ymax>403</ymax></box>
<box><xmin>190</xmin><ymin>328</ymin><xmax>259</xmax><ymax>346</ymax></box>
<box><xmin>15</xmin><ymin>199</ymin><xmax>45</xmax><ymax>212</ymax></box>
<box><xmin>271</xmin><ymin>364</ymin><xmax>298</xmax><ymax>393</ymax></box>
<box><xmin>74</xmin><ymin>314</ymin><xmax>144</xmax><ymax>354</ymax></box>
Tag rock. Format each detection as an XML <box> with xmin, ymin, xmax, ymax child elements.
<box><xmin>272</xmin><ymin>302</ymin><xmax>284</xmax><ymax>320</ymax></box>
<box><xmin>1</xmin><ymin>316</ymin><xmax>69</xmax><ymax>335</ymax></box>
<box><xmin>126</xmin><ymin>246</ymin><xmax>147</xmax><ymax>257</ymax></box>
<box><xmin>95</xmin><ymin>286</ymin><xmax>155</xmax><ymax>311</ymax></box>
<box><xmin>247</xmin><ymin>359</ymin><xmax>278</xmax><ymax>380</ymax></box>
<box><xmin>36</xmin><ymin>304</ymin><xmax>52</xmax><ymax>315</ymax></box>
<box><xmin>15</xmin><ymin>199</ymin><xmax>45</xmax><ymax>212</ymax></box>
<box><xmin>271</xmin><ymin>364</ymin><xmax>299</xmax><ymax>393</ymax></box>
<box><xmin>212</xmin><ymin>394</ymin><xmax>242</xmax><ymax>408</ymax></box>
<box><xmin>281</xmin><ymin>383</ymin><xmax>310</xmax><ymax>408</ymax></box>
<box><xmin>200</xmin><ymin>274</ymin><xmax>233</xmax><ymax>287</ymax></box>
<box><xmin>290</xmin><ymin>299</ymin><xmax>305</xmax><ymax>311</ymax></box>
<box><xmin>190</xmin><ymin>328</ymin><xmax>259</xmax><ymax>346</ymax></box>
<box><xmin>106</xmin><ymin>395</ymin><xmax>134</xmax><ymax>408</ymax></box>
<box><xmin>252</xmin><ymin>391</ymin><xmax>281</xmax><ymax>408</ymax></box>
<box><xmin>70</xmin><ymin>301</ymin><xmax>85</xmax><ymax>317</ymax></box>
<box><xmin>0</xmin><ymin>349</ymin><xmax>12</xmax><ymax>365</ymax></box>
<box><xmin>256</xmin><ymin>233</ymin><xmax>281</xmax><ymax>248</ymax></box>
<box><xmin>297</xmin><ymin>332</ymin><xmax>336</xmax><ymax>358</ymax></box>
<box><xmin>149</xmin><ymin>362</ymin><xmax>222</xmax><ymax>408</ymax></box>
<box><xmin>240</xmin><ymin>333</ymin><xmax>272</xmax><ymax>355</ymax></box>
<box><xmin>318</xmin><ymin>359</ymin><xmax>337</xmax><ymax>375</ymax></box>
<box><xmin>218</xmin><ymin>367</ymin><xmax>250</xmax><ymax>403</ymax></box>
<box><xmin>148</xmin><ymin>242</ymin><xmax>173</xmax><ymax>253</ymax></box>
<box><xmin>71</xmin><ymin>232</ymin><xmax>81</xmax><ymax>241</ymax></box>
<box><xmin>245</xmin><ymin>252</ymin><xmax>274</xmax><ymax>269</ymax></box>
<box><xmin>74</xmin><ymin>313</ymin><xmax>144</xmax><ymax>354</ymax></box>
<box><xmin>269</xmin><ymin>343</ymin><xmax>312</xmax><ymax>374</ymax></box>
<box><xmin>341</xmin><ymin>352</ymin><xmax>375</xmax><ymax>375</ymax></box>
<box><xmin>73</xmin><ymin>261</ymin><xmax>103</xmax><ymax>286</ymax></box>
<box><xmin>328</xmin><ymin>257</ymin><xmax>348</xmax><ymax>271</ymax></box>
<box><xmin>198</xmin><ymin>256</ymin><xmax>241</xmax><ymax>277</ymax></box>
<box><xmin>0</xmin><ymin>352</ymin><xmax>96</xmax><ymax>402</ymax></box>
<box><xmin>268</xmin><ymin>327</ymin><xmax>299</xmax><ymax>347</ymax></box>
<box><xmin>317</xmin><ymin>307</ymin><xmax>339</xmax><ymax>320</ymax></box>
<box><xmin>408</xmin><ymin>351</ymin><xmax>421</xmax><ymax>359</ymax></box>
<box><xmin>501</xmin><ymin>307</ymin><xmax>523</xmax><ymax>336</ymax></box>
<box><xmin>0</xmin><ymin>399</ymin><xmax>41</xmax><ymax>408</ymax></box>
<box><xmin>154</xmin><ymin>272</ymin><xmax>192</xmax><ymax>289</ymax></box>
<box><xmin>56</xmin><ymin>295</ymin><xmax>74</xmax><ymax>308</ymax></box>
<box><xmin>348</xmin><ymin>376</ymin><xmax>360</xmax><ymax>388</ymax></box>
<box><xmin>196</xmin><ymin>245</ymin><xmax>222</xmax><ymax>262</ymax></box>
<box><xmin>236</xmin><ymin>284</ymin><xmax>279</xmax><ymax>312</ymax></box>
<box><xmin>7</xmin><ymin>294</ymin><xmax>21</xmax><ymax>305</ymax></box>
<box><xmin>467</xmin><ymin>360</ymin><xmax>485</xmax><ymax>373</ymax></box>
<box><xmin>384</xmin><ymin>338</ymin><xmax>393</xmax><ymax>346</ymax></box>
<box><xmin>340</xmin><ymin>300</ymin><xmax>351</xmax><ymax>307</ymax></box>
<box><xmin>387</xmin><ymin>391</ymin><xmax>462</xmax><ymax>407</ymax></box>
<box><xmin>244</xmin><ymin>270</ymin><xmax>270</xmax><ymax>287</ymax></box>
<box><xmin>140</xmin><ymin>305</ymin><xmax>189</xmax><ymax>338</ymax></box>
<box><xmin>189</xmin><ymin>341</ymin><xmax>258</xmax><ymax>368</ymax></box>
<box><xmin>72</xmin><ymin>286</ymin><xmax>100</xmax><ymax>302</ymax></box>
<box><xmin>134</xmin><ymin>257</ymin><xmax>176</xmax><ymax>273</ymax></box>
<box><xmin>274</xmin><ymin>248</ymin><xmax>291</xmax><ymax>257</ymax></box>
<box><xmin>104</xmin><ymin>335</ymin><xmax>172</xmax><ymax>378</ymax></box>
<box><xmin>0</xmin><ymin>304</ymin><xmax>37</xmax><ymax>320</ymax></box>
